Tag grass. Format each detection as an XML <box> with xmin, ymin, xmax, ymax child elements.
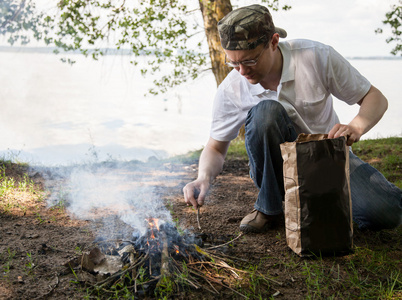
<box><xmin>226</xmin><ymin>137</ymin><xmax>249</xmax><ymax>159</ymax></box>
<box><xmin>1</xmin><ymin>248</ymin><xmax>17</xmax><ymax>276</ymax></box>
<box><xmin>352</xmin><ymin>137</ymin><xmax>402</xmax><ymax>188</ymax></box>
<box><xmin>0</xmin><ymin>160</ymin><xmax>44</xmax><ymax>215</ymax></box>
<box><xmin>0</xmin><ymin>137</ymin><xmax>401</xmax><ymax>299</ymax></box>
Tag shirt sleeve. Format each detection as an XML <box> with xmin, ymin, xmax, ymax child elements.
<box><xmin>209</xmin><ymin>71</ymin><xmax>246</xmax><ymax>142</ymax></box>
<box><xmin>210</xmin><ymin>83</ymin><xmax>242</xmax><ymax>142</ymax></box>
<box><xmin>324</xmin><ymin>46</ymin><xmax>371</xmax><ymax>105</ymax></box>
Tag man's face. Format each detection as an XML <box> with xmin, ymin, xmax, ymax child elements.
<box><xmin>224</xmin><ymin>35</ymin><xmax>280</xmax><ymax>86</ymax></box>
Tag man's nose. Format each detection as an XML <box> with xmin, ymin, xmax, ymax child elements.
<box><xmin>237</xmin><ymin>64</ymin><xmax>250</xmax><ymax>75</ymax></box>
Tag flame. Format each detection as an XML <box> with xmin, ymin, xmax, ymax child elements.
<box><xmin>146</xmin><ymin>218</ymin><xmax>160</xmax><ymax>231</ymax></box>
<box><xmin>174</xmin><ymin>244</ymin><xmax>180</xmax><ymax>254</ymax></box>
<box><xmin>146</xmin><ymin>218</ymin><xmax>160</xmax><ymax>240</ymax></box>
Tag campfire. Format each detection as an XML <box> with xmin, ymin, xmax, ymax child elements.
<box><xmin>42</xmin><ymin>160</ymin><xmax>282</xmax><ymax>298</ymax></box>
<box><xmin>65</xmin><ymin>217</ymin><xmax>253</xmax><ymax>298</ymax></box>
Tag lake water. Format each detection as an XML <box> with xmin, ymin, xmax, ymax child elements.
<box><xmin>0</xmin><ymin>50</ymin><xmax>401</xmax><ymax>166</ymax></box>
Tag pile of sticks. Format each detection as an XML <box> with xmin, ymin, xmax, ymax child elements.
<box><xmin>71</xmin><ymin>221</ymin><xmax>282</xmax><ymax>298</ymax></box>
<box><xmin>72</xmin><ymin>220</ymin><xmax>260</xmax><ymax>298</ymax></box>
<box><xmin>90</xmin><ymin>231</ymin><xmax>251</xmax><ymax>297</ymax></box>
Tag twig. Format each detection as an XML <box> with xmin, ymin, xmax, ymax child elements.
<box><xmin>206</xmin><ymin>232</ymin><xmax>244</xmax><ymax>250</ymax></box>
<box><xmin>200</xmin><ymin>271</ymin><xmax>248</xmax><ymax>299</ymax></box>
<box><xmin>203</xmin><ymin>249</ymin><xmax>250</xmax><ymax>263</ymax></box>
<box><xmin>214</xmin><ymin>279</ymin><xmax>248</xmax><ymax>299</ymax></box>
<box><xmin>171</xmin><ymin>258</ymin><xmax>218</xmax><ymax>294</ymax></box>
<box><xmin>180</xmin><ymin>276</ymin><xmax>201</xmax><ymax>289</ymax></box>
<box><xmin>197</xmin><ymin>207</ymin><xmax>201</xmax><ymax>230</ymax></box>
<box><xmin>188</xmin><ymin>260</ymin><xmax>243</xmax><ymax>273</ymax></box>
<box><xmin>184</xmin><ymin>265</ymin><xmax>221</xmax><ymax>294</ymax></box>
<box><xmin>203</xmin><ymin>275</ymin><xmax>220</xmax><ymax>294</ymax></box>
<box><xmin>255</xmin><ymin>270</ymin><xmax>284</xmax><ymax>286</ymax></box>
<box><xmin>188</xmin><ymin>255</ymin><xmax>284</xmax><ymax>286</ymax></box>
<box><xmin>135</xmin><ymin>277</ymin><xmax>160</xmax><ymax>286</ymax></box>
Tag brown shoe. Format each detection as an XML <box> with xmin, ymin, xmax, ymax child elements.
<box><xmin>240</xmin><ymin>209</ymin><xmax>282</xmax><ymax>233</ymax></box>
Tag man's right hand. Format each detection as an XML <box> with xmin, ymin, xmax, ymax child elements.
<box><xmin>182</xmin><ymin>137</ymin><xmax>230</xmax><ymax>210</ymax></box>
<box><xmin>183</xmin><ymin>179</ymin><xmax>210</xmax><ymax>209</ymax></box>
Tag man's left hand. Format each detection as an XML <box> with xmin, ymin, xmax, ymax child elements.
<box><xmin>328</xmin><ymin>123</ymin><xmax>361</xmax><ymax>146</ymax></box>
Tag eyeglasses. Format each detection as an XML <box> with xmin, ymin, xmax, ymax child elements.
<box><xmin>224</xmin><ymin>45</ymin><xmax>267</xmax><ymax>68</ymax></box>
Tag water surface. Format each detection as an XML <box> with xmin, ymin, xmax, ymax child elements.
<box><xmin>0</xmin><ymin>50</ymin><xmax>401</xmax><ymax>165</ymax></box>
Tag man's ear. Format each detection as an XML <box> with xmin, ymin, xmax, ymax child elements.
<box><xmin>271</xmin><ymin>33</ymin><xmax>280</xmax><ymax>50</ymax></box>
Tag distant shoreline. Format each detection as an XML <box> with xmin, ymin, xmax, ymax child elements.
<box><xmin>0</xmin><ymin>45</ymin><xmax>401</xmax><ymax>60</ymax></box>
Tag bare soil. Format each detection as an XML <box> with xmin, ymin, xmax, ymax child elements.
<box><xmin>0</xmin><ymin>158</ymin><xmax>401</xmax><ymax>299</ymax></box>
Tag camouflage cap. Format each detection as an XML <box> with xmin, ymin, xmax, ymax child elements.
<box><xmin>218</xmin><ymin>4</ymin><xmax>287</xmax><ymax>50</ymax></box>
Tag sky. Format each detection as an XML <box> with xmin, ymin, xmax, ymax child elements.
<box><xmin>7</xmin><ymin>0</ymin><xmax>399</xmax><ymax>58</ymax></box>
<box><xmin>245</xmin><ymin>0</ymin><xmax>398</xmax><ymax>57</ymax></box>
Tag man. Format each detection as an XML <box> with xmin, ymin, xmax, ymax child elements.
<box><xmin>183</xmin><ymin>4</ymin><xmax>402</xmax><ymax>232</ymax></box>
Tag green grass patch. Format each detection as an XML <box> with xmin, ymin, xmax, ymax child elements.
<box><xmin>352</xmin><ymin>137</ymin><xmax>402</xmax><ymax>189</ymax></box>
<box><xmin>226</xmin><ymin>137</ymin><xmax>248</xmax><ymax>160</ymax></box>
<box><xmin>0</xmin><ymin>159</ymin><xmax>44</xmax><ymax>214</ymax></box>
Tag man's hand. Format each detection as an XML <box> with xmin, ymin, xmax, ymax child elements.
<box><xmin>329</xmin><ymin>85</ymin><xmax>388</xmax><ymax>146</ymax></box>
<box><xmin>328</xmin><ymin>123</ymin><xmax>362</xmax><ymax>146</ymax></box>
<box><xmin>183</xmin><ymin>179</ymin><xmax>210</xmax><ymax>209</ymax></box>
<box><xmin>182</xmin><ymin>137</ymin><xmax>230</xmax><ymax>210</ymax></box>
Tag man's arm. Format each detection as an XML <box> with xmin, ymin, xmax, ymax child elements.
<box><xmin>183</xmin><ymin>137</ymin><xmax>230</xmax><ymax>209</ymax></box>
<box><xmin>328</xmin><ymin>85</ymin><xmax>388</xmax><ymax>145</ymax></box>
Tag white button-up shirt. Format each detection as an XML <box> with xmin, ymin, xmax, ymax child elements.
<box><xmin>210</xmin><ymin>39</ymin><xmax>371</xmax><ymax>141</ymax></box>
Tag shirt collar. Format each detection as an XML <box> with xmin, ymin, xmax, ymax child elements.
<box><xmin>278</xmin><ymin>42</ymin><xmax>295</xmax><ymax>83</ymax></box>
<box><xmin>246</xmin><ymin>41</ymin><xmax>295</xmax><ymax>96</ymax></box>
<box><xmin>248</xmin><ymin>82</ymin><xmax>266</xmax><ymax>96</ymax></box>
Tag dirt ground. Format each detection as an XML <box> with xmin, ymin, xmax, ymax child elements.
<box><xmin>0</xmin><ymin>158</ymin><xmax>401</xmax><ymax>299</ymax></box>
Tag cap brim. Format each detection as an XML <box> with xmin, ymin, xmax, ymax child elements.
<box><xmin>275</xmin><ymin>27</ymin><xmax>287</xmax><ymax>38</ymax></box>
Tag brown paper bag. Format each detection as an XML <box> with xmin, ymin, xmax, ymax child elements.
<box><xmin>280</xmin><ymin>134</ymin><xmax>353</xmax><ymax>257</ymax></box>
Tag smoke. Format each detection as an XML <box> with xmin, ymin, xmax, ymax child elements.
<box><xmin>41</xmin><ymin>161</ymin><xmax>174</xmax><ymax>238</ymax></box>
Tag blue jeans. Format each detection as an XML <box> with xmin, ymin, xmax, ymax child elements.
<box><xmin>244</xmin><ymin>100</ymin><xmax>402</xmax><ymax>230</ymax></box>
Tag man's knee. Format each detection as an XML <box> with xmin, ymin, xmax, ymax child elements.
<box><xmin>246</xmin><ymin>100</ymin><xmax>287</xmax><ymax>132</ymax></box>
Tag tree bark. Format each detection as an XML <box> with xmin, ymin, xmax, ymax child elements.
<box><xmin>198</xmin><ymin>0</ymin><xmax>232</xmax><ymax>87</ymax></box>
<box><xmin>199</xmin><ymin>0</ymin><xmax>247</xmax><ymax>138</ymax></box>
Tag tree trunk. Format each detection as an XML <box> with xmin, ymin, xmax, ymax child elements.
<box><xmin>198</xmin><ymin>0</ymin><xmax>232</xmax><ymax>86</ymax></box>
<box><xmin>199</xmin><ymin>0</ymin><xmax>246</xmax><ymax>139</ymax></box>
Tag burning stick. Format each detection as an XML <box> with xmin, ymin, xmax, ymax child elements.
<box><xmin>159</xmin><ymin>230</ymin><xmax>170</xmax><ymax>277</ymax></box>
<box><xmin>197</xmin><ymin>207</ymin><xmax>202</xmax><ymax>230</ymax></box>
<box><xmin>156</xmin><ymin>230</ymin><xmax>172</xmax><ymax>290</ymax></box>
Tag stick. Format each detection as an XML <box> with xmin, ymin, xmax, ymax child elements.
<box><xmin>193</xmin><ymin>189</ymin><xmax>202</xmax><ymax>230</ymax></box>
<box><xmin>197</xmin><ymin>207</ymin><xmax>201</xmax><ymax>230</ymax></box>
<box><xmin>203</xmin><ymin>249</ymin><xmax>249</xmax><ymax>263</ymax></box>
<box><xmin>171</xmin><ymin>257</ymin><xmax>219</xmax><ymax>294</ymax></box>
<box><xmin>156</xmin><ymin>231</ymin><xmax>170</xmax><ymax>288</ymax></box>
<box><xmin>206</xmin><ymin>232</ymin><xmax>244</xmax><ymax>250</ymax></box>
<box><xmin>191</xmin><ymin>268</ymin><xmax>247</xmax><ymax>299</ymax></box>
